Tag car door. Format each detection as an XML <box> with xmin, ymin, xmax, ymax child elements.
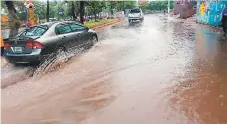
<box><xmin>55</xmin><ymin>24</ymin><xmax>78</xmax><ymax>51</ymax></box>
<box><xmin>69</xmin><ymin>23</ymin><xmax>91</xmax><ymax>48</ymax></box>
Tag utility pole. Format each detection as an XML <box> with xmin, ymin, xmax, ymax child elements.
<box><xmin>168</xmin><ymin>0</ymin><xmax>170</xmax><ymax>14</ymax></box>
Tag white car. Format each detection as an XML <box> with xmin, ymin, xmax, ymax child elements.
<box><xmin>128</xmin><ymin>8</ymin><xmax>144</xmax><ymax>23</ymax></box>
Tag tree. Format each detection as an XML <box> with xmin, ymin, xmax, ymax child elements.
<box><xmin>4</xmin><ymin>1</ymin><xmax>21</xmax><ymax>38</ymax></box>
<box><xmin>88</xmin><ymin>1</ymin><xmax>106</xmax><ymax>21</ymax></box>
<box><xmin>66</xmin><ymin>1</ymin><xmax>77</xmax><ymax>21</ymax></box>
<box><xmin>107</xmin><ymin>1</ymin><xmax>136</xmax><ymax>16</ymax></box>
<box><xmin>143</xmin><ymin>1</ymin><xmax>174</xmax><ymax>11</ymax></box>
<box><xmin>33</xmin><ymin>1</ymin><xmax>47</xmax><ymax>20</ymax></box>
<box><xmin>46</xmin><ymin>0</ymin><xmax>49</xmax><ymax>22</ymax></box>
<box><xmin>2</xmin><ymin>1</ymin><xmax>28</xmax><ymax>22</ymax></box>
<box><xmin>13</xmin><ymin>1</ymin><xmax>27</xmax><ymax>21</ymax></box>
<box><xmin>79</xmin><ymin>1</ymin><xmax>85</xmax><ymax>24</ymax></box>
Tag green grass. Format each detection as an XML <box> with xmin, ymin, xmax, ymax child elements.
<box><xmin>84</xmin><ymin>19</ymin><xmax>115</xmax><ymax>28</ymax></box>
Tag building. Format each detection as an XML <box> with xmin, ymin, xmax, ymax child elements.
<box><xmin>196</xmin><ymin>0</ymin><xmax>227</xmax><ymax>26</ymax></box>
<box><xmin>174</xmin><ymin>0</ymin><xmax>197</xmax><ymax>19</ymax></box>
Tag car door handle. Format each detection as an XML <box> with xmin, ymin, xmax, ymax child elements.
<box><xmin>62</xmin><ymin>36</ymin><xmax>67</xmax><ymax>39</ymax></box>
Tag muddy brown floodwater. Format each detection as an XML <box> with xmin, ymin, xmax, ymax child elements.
<box><xmin>2</xmin><ymin>14</ymin><xmax>227</xmax><ymax>124</ymax></box>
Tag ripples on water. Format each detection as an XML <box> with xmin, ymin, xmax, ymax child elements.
<box><xmin>166</xmin><ymin>20</ymin><xmax>227</xmax><ymax>124</ymax></box>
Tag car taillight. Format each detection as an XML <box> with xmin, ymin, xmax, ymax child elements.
<box><xmin>33</xmin><ymin>42</ymin><xmax>43</xmax><ymax>49</ymax></box>
<box><xmin>4</xmin><ymin>43</ymin><xmax>10</xmax><ymax>50</ymax></box>
<box><xmin>25</xmin><ymin>42</ymin><xmax>33</xmax><ymax>48</ymax></box>
<box><xmin>25</xmin><ymin>41</ymin><xmax>44</xmax><ymax>49</ymax></box>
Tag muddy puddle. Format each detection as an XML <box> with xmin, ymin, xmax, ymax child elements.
<box><xmin>1</xmin><ymin>44</ymin><xmax>95</xmax><ymax>88</ymax></box>
<box><xmin>2</xmin><ymin>14</ymin><xmax>227</xmax><ymax>124</ymax></box>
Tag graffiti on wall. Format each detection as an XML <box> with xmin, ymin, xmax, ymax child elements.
<box><xmin>197</xmin><ymin>0</ymin><xmax>227</xmax><ymax>25</ymax></box>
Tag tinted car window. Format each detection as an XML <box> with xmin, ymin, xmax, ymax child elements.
<box><xmin>18</xmin><ymin>26</ymin><xmax>48</xmax><ymax>37</ymax></box>
<box><xmin>70</xmin><ymin>24</ymin><xmax>86</xmax><ymax>31</ymax></box>
<box><xmin>130</xmin><ymin>9</ymin><xmax>141</xmax><ymax>13</ymax></box>
<box><xmin>55</xmin><ymin>24</ymin><xmax>72</xmax><ymax>34</ymax></box>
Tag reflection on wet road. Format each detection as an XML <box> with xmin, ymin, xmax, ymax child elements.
<box><xmin>2</xmin><ymin>14</ymin><xmax>227</xmax><ymax>124</ymax></box>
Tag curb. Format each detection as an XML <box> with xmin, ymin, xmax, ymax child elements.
<box><xmin>89</xmin><ymin>18</ymin><xmax>124</xmax><ymax>29</ymax></box>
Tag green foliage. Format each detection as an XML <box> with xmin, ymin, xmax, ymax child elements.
<box><xmin>84</xmin><ymin>19</ymin><xmax>114</xmax><ymax>27</ymax></box>
<box><xmin>2</xmin><ymin>1</ymin><xmax>27</xmax><ymax>20</ymax></box>
<box><xmin>1</xmin><ymin>0</ymin><xmax>137</xmax><ymax>22</ymax></box>
<box><xmin>107</xmin><ymin>1</ymin><xmax>136</xmax><ymax>10</ymax></box>
<box><xmin>87</xmin><ymin>1</ymin><xmax>106</xmax><ymax>14</ymax></box>
<box><xmin>143</xmin><ymin>1</ymin><xmax>174</xmax><ymax>11</ymax></box>
<box><xmin>33</xmin><ymin>1</ymin><xmax>46</xmax><ymax>20</ymax></box>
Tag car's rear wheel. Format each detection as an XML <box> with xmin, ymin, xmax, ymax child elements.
<box><xmin>56</xmin><ymin>46</ymin><xmax>65</xmax><ymax>55</ymax></box>
<box><xmin>49</xmin><ymin>46</ymin><xmax>67</xmax><ymax>59</ymax></box>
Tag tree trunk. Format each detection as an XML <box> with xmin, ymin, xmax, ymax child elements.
<box><xmin>110</xmin><ymin>2</ymin><xmax>113</xmax><ymax>16</ymax></box>
<box><xmin>46</xmin><ymin>0</ymin><xmax>49</xmax><ymax>22</ymax></box>
<box><xmin>79</xmin><ymin>1</ymin><xmax>85</xmax><ymax>24</ymax></box>
<box><xmin>94</xmin><ymin>8</ymin><xmax>97</xmax><ymax>21</ymax></box>
<box><xmin>71</xmin><ymin>1</ymin><xmax>76</xmax><ymax>21</ymax></box>
<box><xmin>5</xmin><ymin>1</ymin><xmax>21</xmax><ymax>38</ymax></box>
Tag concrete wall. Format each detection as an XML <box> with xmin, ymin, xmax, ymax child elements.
<box><xmin>197</xmin><ymin>0</ymin><xmax>227</xmax><ymax>26</ymax></box>
<box><xmin>174</xmin><ymin>0</ymin><xmax>197</xmax><ymax>19</ymax></box>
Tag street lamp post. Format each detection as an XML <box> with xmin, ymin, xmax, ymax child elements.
<box><xmin>168</xmin><ymin>0</ymin><xmax>170</xmax><ymax>14</ymax></box>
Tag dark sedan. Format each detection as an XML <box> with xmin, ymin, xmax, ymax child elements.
<box><xmin>4</xmin><ymin>21</ymin><xmax>98</xmax><ymax>64</ymax></box>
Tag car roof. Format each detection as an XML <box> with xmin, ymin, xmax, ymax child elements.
<box><xmin>40</xmin><ymin>21</ymin><xmax>59</xmax><ymax>27</ymax></box>
<box><xmin>62</xmin><ymin>21</ymin><xmax>83</xmax><ymax>25</ymax></box>
<box><xmin>27</xmin><ymin>21</ymin><xmax>84</xmax><ymax>29</ymax></box>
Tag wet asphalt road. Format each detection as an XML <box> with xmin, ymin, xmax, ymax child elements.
<box><xmin>2</xmin><ymin>14</ymin><xmax>227</xmax><ymax>124</ymax></box>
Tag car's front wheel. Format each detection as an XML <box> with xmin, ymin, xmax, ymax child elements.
<box><xmin>91</xmin><ymin>35</ymin><xmax>98</xmax><ymax>45</ymax></box>
<box><xmin>86</xmin><ymin>36</ymin><xmax>98</xmax><ymax>49</ymax></box>
<box><xmin>140</xmin><ymin>18</ymin><xmax>144</xmax><ymax>22</ymax></box>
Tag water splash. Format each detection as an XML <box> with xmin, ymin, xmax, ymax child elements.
<box><xmin>33</xmin><ymin>47</ymin><xmax>85</xmax><ymax>76</ymax></box>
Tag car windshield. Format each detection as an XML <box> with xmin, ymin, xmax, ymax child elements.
<box><xmin>130</xmin><ymin>9</ymin><xmax>141</xmax><ymax>13</ymax></box>
<box><xmin>17</xmin><ymin>25</ymin><xmax>48</xmax><ymax>37</ymax></box>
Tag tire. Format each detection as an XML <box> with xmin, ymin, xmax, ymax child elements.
<box><xmin>140</xmin><ymin>18</ymin><xmax>144</xmax><ymax>22</ymax></box>
<box><xmin>92</xmin><ymin>35</ymin><xmax>98</xmax><ymax>45</ymax></box>
<box><xmin>57</xmin><ymin>46</ymin><xmax>66</xmax><ymax>55</ymax></box>
<box><xmin>91</xmin><ymin>35</ymin><xmax>97</xmax><ymax>47</ymax></box>
<box><xmin>85</xmin><ymin>36</ymin><xmax>97</xmax><ymax>49</ymax></box>
<box><xmin>52</xmin><ymin>46</ymin><xmax>66</xmax><ymax>58</ymax></box>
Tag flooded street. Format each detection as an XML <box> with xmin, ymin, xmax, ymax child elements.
<box><xmin>2</xmin><ymin>14</ymin><xmax>227</xmax><ymax>124</ymax></box>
